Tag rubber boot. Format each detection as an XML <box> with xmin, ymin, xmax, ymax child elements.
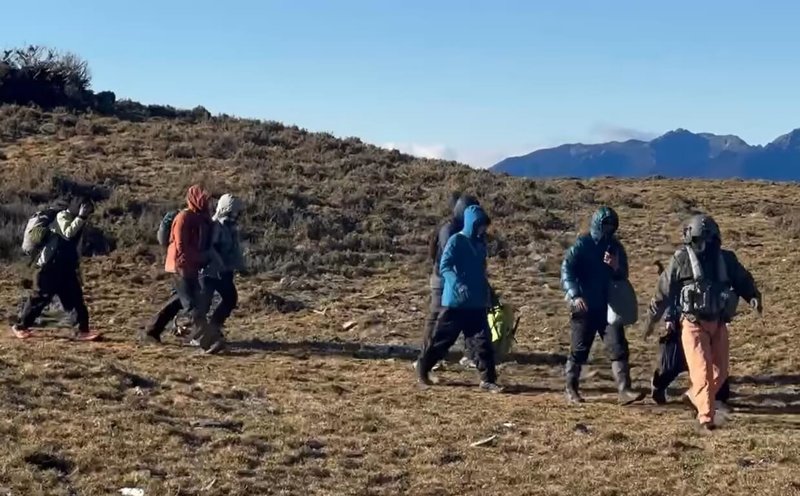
<box><xmin>565</xmin><ymin>360</ymin><xmax>584</xmax><ymax>404</ymax></box>
<box><xmin>612</xmin><ymin>360</ymin><xmax>645</xmax><ymax>405</ymax></box>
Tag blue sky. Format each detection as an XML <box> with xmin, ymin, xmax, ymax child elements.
<box><xmin>5</xmin><ymin>1</ymin><xmax>800</xmax><ymax>167</ymax></box>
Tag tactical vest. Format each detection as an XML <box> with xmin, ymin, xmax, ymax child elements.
<box><xmin>680</xmin><ymin>247</ymin><xmax>738</xmax><ymax>321</ymax></box>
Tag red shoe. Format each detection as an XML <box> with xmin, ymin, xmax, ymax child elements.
<box><xmin>10</xmin><ymin>325</ymin><xmax>33</xmax><ymax>340</ymax></box>
<box><xmin>74</xmin><ymin>330</ymin><xmax>102</xmax><ymax>341</ymax></box>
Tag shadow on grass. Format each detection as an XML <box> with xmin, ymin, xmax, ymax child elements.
<box><xmin>228</xmin><ymin>338</ymin><xmax>568</xmax><ymax>366</ymax></box>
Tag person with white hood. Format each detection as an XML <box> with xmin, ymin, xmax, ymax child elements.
<box><xmin>199</xmin><ymin>193</ymin><xmax>246</xmax><ymax>337</ymax></box>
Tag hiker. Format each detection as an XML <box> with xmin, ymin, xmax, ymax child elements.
<box><xmin>643</xmin><ymin>214</ymin><xmax>762</xmax><ymax>433</ymax></box>
<box><xmin>12</xmin><ymin>197</ymin><xmax>100</xmax><ymax>341</ymax></box>
<box><xmin>560</xmin><ymin>206</ymin><xmax>644</xmax><ymax>405</ymax></box>
<box><xmin>419</xmin><ymin>192</ymin><xmax>481</xmax><ymax>368</ymax></box>
<box><xmin>651</xmin><ymin>330</ymin><xmax>731</xmax><ymax>404</ymax></box>
<box><xmin>142</xmin><ymin>185</ymin><xmax>224</xmax><ymax>354</ymax></box>
<box><xmin>199</xmin><ymin>193</ymin><xmax>246</xmax><ymax>337</ymax></box>
<box><xmin>415</xmin><ymin>204</ymin><xmax>502</xmax><ymax>393</ymax></box>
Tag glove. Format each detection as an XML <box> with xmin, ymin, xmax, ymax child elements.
<box><xmin>78</xmin><ymin>203</ymin><xmax>94</xmax><ymax>218</ymax></box>
<box><xmin>750</xmin><ymin>297</ymin><xmax>763</xmax><ymax>315</ymax></box>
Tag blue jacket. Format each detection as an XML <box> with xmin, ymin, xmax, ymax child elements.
<box><xmin>440</xmin><ymin>205</ymin><xmax>490</xmax><ymax>309</ymax></box>
<box><xmin>561</xmin><ymin>207</ymin><xmax>629</xmax><ymax>315</ymax></box>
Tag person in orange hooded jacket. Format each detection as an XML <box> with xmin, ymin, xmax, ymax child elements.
<box><xmin>143</xmin><ymin>185</ymin><xmax>224</xmax><ymax>353</ymax></box>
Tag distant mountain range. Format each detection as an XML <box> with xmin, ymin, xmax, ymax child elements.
<box><xmin>490</xmin><ymin>128</ymin><xmax>800</xmax><ymax>181</ymax></box>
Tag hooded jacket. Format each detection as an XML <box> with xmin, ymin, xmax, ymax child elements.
<box><xmin>203</xmin><ymin>193</ymin><xmax>246</xmax><ymax>279</ymax></box>
<box><xmin>166</xmin><ymin>185</ymin><xmax>212</xmax><ymax>276</ymax></box>
<box><xmin>428</xmin><ymin>195</ymin><xmax>480</xmax><ymax>281</ymax></box>
<box><xmin>439</xmin><ymin>205</ymin><xmax>491</xmax><ymax>309</ymax></box>
<box><xmin>560</xmin><ymin>207</ymin><xmax>629</xmax><ymax>315</ymax></box>
<box><xmin>36</xmin><ymin>209</ymin><xmax>87</xmax><ymax>269</ymax></box>
<box><xmin>647</xmin><ymin>245</ymin><xmax>759</xmax><ymax>324</ymax></box>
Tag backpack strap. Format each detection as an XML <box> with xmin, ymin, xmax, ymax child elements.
<box><xmin>685</xmin><ymin>246</ymin><xmax>704</xmax><ymax>281</ymax></box>
<box><xmin>717</xmin><ymin>252</ymin><xmax>730</xmax><ymax>284</ymax></box>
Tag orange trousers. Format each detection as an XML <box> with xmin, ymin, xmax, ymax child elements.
<box><xmin>681</xmin><ymin>318</ymin><xmax>729</xmax><ymax>424</ymax></box>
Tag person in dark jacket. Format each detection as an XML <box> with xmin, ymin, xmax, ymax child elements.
<box><xmin>560</xmin><ymin>206</ymin><xmax>644</xmax><ymax>405</ymax></box>
<box><xmin>12</xmin><ymin>197</ymin><xmax>100</xmax><ymax>341</ymax></box>
<box><xmin>199</xmin><ymin>193</ymin><xmax>246</xmax><ymax>337</ymax></box>
<box><xmin>142</xmin><ymin>185</ymin><xmax>224</xmax><ymax>354</ymax></box>
<box><xmin>417</xmin><ymin>193</ymin><xmax>480</xmax><ymax>369</ymax></box>
<box><xmin>649</xmin><ymin>259</ymin><xmax>730</xmax><ymax>405</ymax></box>
<box><xmin>415</xmin><ymin>205</ymin><xmax>502</xmax><ymax>393</ymax></box>
<box><xmin>643</xmin><ymin>214</ymin><xmax>762</xmax><ymax>433</ymax></box>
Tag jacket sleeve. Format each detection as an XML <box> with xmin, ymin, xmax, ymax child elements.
<box><xmin>438</xmin><ymin>224</ymin><xmax>453</xmax><ymax>260</ymax></box>
<box><xmin>613</xmin><ymin>241</ymin><xmax>629</xmax><ymax>281</ymax></box>
<box><xmin>55</xmin><ymin>212</ymin><xmax>86</xmax><ymax>240</ymax></box>
<box><xmin>648</xmin><ymin>254</ymin><xmax>680</xmax><ymax>323</ymax></box>
<box><xmin>439</xmin><ymin>234</ymin><xmax>460</xmax><ymax>290</ymax></box>
<box><xmin>231</xmin><ymin>229</ymin><xmax>246</xmax><ymax>271</ymax></box>
<box><xmin>560</xmin><ymin>239</ymin><xmax>583</xmax><ymax>299</ymax></box>
<box><xmin>207</xmin><ymin>223</ymin><xmax>226</xmax><ymax>271</ymax></box>
<box><xmin>726</xmin><ymin>252</ymin><xmax>760</xmax><ymax>301</ymax></box>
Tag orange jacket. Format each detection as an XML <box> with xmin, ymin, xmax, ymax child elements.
<box><xmin>165</xmin><ymin>185</ymin><xmax>211</xmax><ymax>276</ymax></box>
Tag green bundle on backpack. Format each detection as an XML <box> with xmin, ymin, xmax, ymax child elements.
<box><xmin>488</xmin><ymin>301</ymin><xmax>519</xmax><ymax>363</ymax></box>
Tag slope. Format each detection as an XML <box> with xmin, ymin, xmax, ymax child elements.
<box><xmin>0</xmin><ymin>105</ymin><xmax>799</xmax><ymax>495</ymax></box>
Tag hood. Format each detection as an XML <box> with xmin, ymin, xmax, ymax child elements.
<box><xmin>589</xmin><ymin>206</ymin><xmax>619</xmax><ymax>242</ymax></box>
<box><xmin>461</xmin><ymin>204</ymin><xmax>490</xmax><ymax>239</ymax></box>
<box><xmin>213</xmin><ymin>193</ymin><xmax>244</xmax><ymax>222</ymax></box>
<box><xmin>186</xmin><ymin>184</ymin><xmax>210</xmax><ymax>213</ymax></box>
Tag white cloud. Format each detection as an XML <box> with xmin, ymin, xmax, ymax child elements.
<box><xmin>588</xmin><ymin>122</ymin><xmax>657</xmax><ymax>142</ymax></box>
<box><xmin>380</xmin><ymin>142</ymin><xmax>542</xmax><ymax>169</ymax></box>
<box><xmin>381</xmin><ymin>142</ymin><xmax>458</xmax><ymax>161</ymax></box>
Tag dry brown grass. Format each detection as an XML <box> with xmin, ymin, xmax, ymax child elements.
<box><xmin>0</xmin><ymin>106</ymin><xmax>798</xmax><ymax>495</ymax></box>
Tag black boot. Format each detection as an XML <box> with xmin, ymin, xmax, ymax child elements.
<box><xmin>565</xmin><ymin>360</ymin><xmax>584</xmax><ymax>404</ymax></box>
<box><xmin>650</xmin><ymin>370</ymin><xmax>667</xmax><ymax>405</ymax></box>
<box><xmin>612</xmin><ymin>360</ymin><xmax>645</xmax><ymax>405</ymax></box>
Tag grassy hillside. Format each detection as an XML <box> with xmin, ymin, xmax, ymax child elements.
<box><xmin>0</xmin><ymin>104</ymin><xmax>799</xmax><ymax>495</ymax></box>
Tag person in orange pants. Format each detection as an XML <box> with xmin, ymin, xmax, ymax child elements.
<box><xmin>642</xmin><ymin>214</ymin><xmax>761</xmax><ymax>433</ymax></box>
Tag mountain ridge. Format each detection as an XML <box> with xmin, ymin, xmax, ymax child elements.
<box><xmin>491</xmin><ymin>128</ymin><xmax>800</xmax><ymax>180</ymax></box>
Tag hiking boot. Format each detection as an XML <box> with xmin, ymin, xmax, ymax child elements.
<box><xmin>651</xmin><ymin>387</ymin><xmax>667</xmax><ymax>405</ymax></box>
<box><xmin>10</xmin><ymin>325</ymin><xmax>33</xmax><ymax>340</ymax></box>
<box><xmin>459</xmin><ymin>356</ymin><xmax>477</xmax><ymax>368</ymax></box>
<box><xmin>565</xmin><ymin>360</ymin><xmax>585</xmax><ymax>404</ymax></box>
<box><xmin>415</xmin><ymin>360</ymin><xmax>438</xmax><ymax>386</ymax></box>
<box><xmin>74</xmin><ymin>330</ymin><xmax>101</xmax><ymax>342</ymax></box>
<box><xmin>611</xmin><ymin>360</ymin><xmax>646</xmax><ymax>405</ymax></box>
<box><xmin>694</xmin><ymin>419</ymin><xmax>716</xmax><ymax>436</ymax></box>
<box><xmin>479</xmin><ymin>381</ymin><xmax>504</xmax><ymax>394</ymax></box>
<box><xmin>203</xmin><ymin>339</ymin><xmax>226</xmax><ymax>355</ymax></box>
<box><xmin>138</xmin><ymin>329</ymin><xmax>161</xmax><ymax>345</ymax></box>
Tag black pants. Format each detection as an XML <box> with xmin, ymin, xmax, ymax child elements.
<box><xmin>421</xmin><ymin>280</ymin><xmax>477</xmax><ymax>361</ymax></box>
<box><xmin>18</xmin><ymin>266</ymin><xmax>89</xmax><ymax>333</ymax></box>
<box><xmin>147</xmin><ymin>274</ymin><xmax>213</xmax><ymax>340</ymax></box>
<box><xmin>653</xmin><ymin>330</ymin><xmax>730</xmax><ymax>401</ymax></box>
<box><xmin>418</xmin><ymin>308</ymin><xmax>497</xmax><ymax>383</ymax></box>
<box><xmin>200</xmin><ymin>273</ymin><xmax>238</xmax><ymax>328</ymax></box>
<box><xmin>569</xmin><ymin>313</ymin><xmax>629</xmax><ymax>365</ymax></box>
<box><xmin>422</xmin><ymin>281</ymin><xmax>443</xmax><ymax>350</ymax></box>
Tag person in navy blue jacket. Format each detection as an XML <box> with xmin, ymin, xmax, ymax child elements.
<box><xmin>560</xmin><ymin>206</ymin><xmax>644</xmax><ymax>405</ymax></box>
<box><xmin>415</xmin><ymin>204</ymin><xmax>502</xmax><ymax>393</ymax></box>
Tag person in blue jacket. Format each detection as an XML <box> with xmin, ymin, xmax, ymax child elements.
<box><xmin>560</xmin><ymin>206</ymin><xmax>644</xmax><ymax>405</ymax></box>
<box><xmin>415</xmin><ymin>204</ymin><xmax>502</xmax><ymax>393</ymax></box>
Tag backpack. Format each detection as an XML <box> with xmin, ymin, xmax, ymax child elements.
<box><xmin>487</xmin><ymin>300</ymin><xmax>519</xmax><ymax>363</ymax></box>
<box><xmin>157</xmin><ymin>210</ymin><xmax>179</xmax><ymax>247</ymax></box>
<box><xmin>680</xmin><ymin>247</ymin><xmax>738</xmax><ymax>321</ymax></box>
<box><xmin>22</xmin><ymin>209</ymin><xmax>58</xmax><ymax>256</ymax></box>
